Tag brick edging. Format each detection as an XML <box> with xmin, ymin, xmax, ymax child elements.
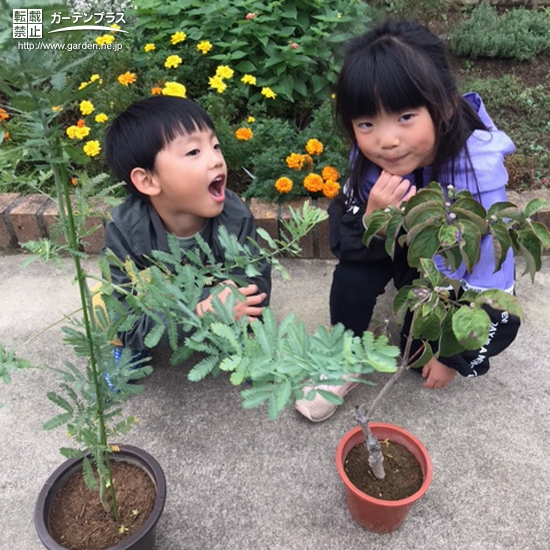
<box><xmin>1</xmin><ymin>190</ymin><xmax>549</xmax><ymax>258</ymax></box>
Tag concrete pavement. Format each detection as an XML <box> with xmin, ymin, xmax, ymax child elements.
<box><xmin>0</xmin><ymin>252</ymin><xmax>548</xmax><ymax>550</ymax></box>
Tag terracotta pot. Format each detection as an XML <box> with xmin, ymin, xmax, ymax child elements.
<box><xmin>34</xmin><ymin>444</ymin><xmax>166</xmax><ymax>550</ymax></box>
<box><xmin>336</xmin><ymin>423</ymin><xmax>433</xmax><ymax>533</ymax></box>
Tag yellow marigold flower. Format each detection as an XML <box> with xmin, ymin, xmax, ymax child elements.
<box><xmin>0</xmin><ymin>108</ymin><xmax>10</xmax><ymax>121</ymax></box>
<box><xmin>196</xmin><ymin>41</ymin><xmax>212</xmax><ymax>54</ymax></box>
<box><xmin>74</xmin><ymin>126</ymin><xmax>90</xmax><ymax>140</ymax></box>
<box><xmin>286</xmin><ymin>153</ymin><xmax>304</xmax><ymax>171</ymax></box>
<box><xmin>95</xmin><ymin>113</ymin><xmax>108</xmax><ymax>123</ymax></box>
<box><xmin>241</xmin><ymin>74</ymin><xmax>257</xmax><ymax>86</ymax></box>
<box><xmin>322</xmin><ymin>165</ymin><xmax>340</xmax><ymax>182</ymax></box>
<box><xmin>151</xmin><ymin>86</ymin><xmax>163</xmax><ymax>95</ymax></box>
<box><xmin>323</xmin><ymin>181</ymin><xmax>341</xmax><ymax>199</ymax></box>
<box><xmin>303</xmin><ymin>173</ymin><xmax>324</xmax><ymax>193</ymax></box>
<box><xmin>118</xmin><ymin>71</ymin><xmax>137</xmax><ymax>86</ymax></box>
<box><xmin>261</xmin><ymin>87</ymin><xmax>276</xmax><ymax>99</ymax></box>
<box><xmin>89</xmin><ymin>74</ymin><xmax>101</xmax><ymax>83</ymax></box>
<box><xmin>247</xmin><ymin>116</ymin><xmax>255</xmax><ymax>123</ymax></box>
<box><xmin>235</xmin><ymin>128</ymin><xmax>253</xmax><ymax>141</ymax></box>
<box><xmin>83</xmin><ymin>140</ymin><xmax>101</xmax><ymax>157</ymax></box>
<box><xmin>79</xmin><ymin>100</ymin><xmax>94</xmax><ymax>116</ymax></box>
<box><xmin>78</xmin><ymin>81</ymin><xmax>88</xmax><ymax>90</ymax></box>
<box><xmin>111</xmin><ymin>444</ymin><xmax>120</xmax><ymax>452</ymax></box>
<box><xmin>215</xmin><ymin>65</ymin><xmax>234</xmax><ymax>80</ymax></box>
<box><xmin>162</xmin><ymin>81</ymin><xmax>187</xmax><ymax>98</ymax></box>
<box><xmin>144</xmin><ymin>43</ymin><xmax>155</xmax><ymax>52</ymax></box>
<box><xmin>171</xmin><ymin>31</ymin><xmax>187</xmax><ymax>45</ymax></box>
<box><xmin>275</xmin><ymin>177</ymin><xmax>293</xmax><ymax>194</ymax></box>
<box><xmin>110</xmin><ymin>24</ymin><xmax>121</xmax><ymax>32</ymax></box>
<box><xmin>95</xmin><ymin>34</ymin><xmax>115</xmax><ymax>46</ymax></box>
<box><xmin>209</xmin><ymin>75</ymin><xmax>227</xmax><ymax>94</ymax></box>
<box><xmin>305</xmin><ymin>138</ymin><xmax>323</xmax><ymax>156</ymax></box>
<box><xmin>51</xmin><ymin>106</ymin><xmax>63</xmax><ymax>112</ymax></box>
<box><xmin>165</xmin><ymin>55</ymin><xmax>183</xmax><ymax>69</ymax></box>
<box><xmin>66</xmin><ymin>126</ymin><xmax>77</xmax><ymax>139</ymax></box>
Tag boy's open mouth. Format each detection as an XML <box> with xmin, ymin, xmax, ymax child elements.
<box><xmin>208</xmin><ymin>175</ymin><xmax>225</xmax><ymax>201</ymax></box>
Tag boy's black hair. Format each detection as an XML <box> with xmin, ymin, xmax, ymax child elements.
<box><xmin>335</xmin><ymin>20</ymin><xmax>487</xmax><ymax>201</ymax></box>
<box><xmin>104</xmin><ymin>96</ymin><xmax>216</xmax><ymax>198</ymax></box>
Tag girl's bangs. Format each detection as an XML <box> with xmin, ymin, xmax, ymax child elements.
<box><xmin>339</xmin><ymin>46</ymin><xmax>426</xmax><ymax>121</ymax></box>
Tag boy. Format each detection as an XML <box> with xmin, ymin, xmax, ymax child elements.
<box><xmin>102</xmin><ymin>96</ymin><xmax>271</xmax><ymax>353</ymax></box>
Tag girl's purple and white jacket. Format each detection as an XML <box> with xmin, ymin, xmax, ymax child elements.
<box><xmin>330</xmin><ymin>93</ymin><xmax>520</xmax><ymax>376</ymax></box>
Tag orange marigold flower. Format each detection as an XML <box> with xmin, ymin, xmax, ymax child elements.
<box><xmin>117</xmin><ymin>71</ymin><xmax>137</xmax><ymax>86</ymax></box>
<box><xmin>322</xmin><ymin>180</ymin><xmax>341</xmax><ymax>199</ymax></box>
<box><xmin>0</xmin><ymin>108</ymin><xmax>10</xmax><ymax>121</ymax></box>
<box><xmin>305</xmin><ymin>138</ymin><xmax>323</xmax><ymax>156</ymax></box>
<box><xmin>70</xmin><ymin>177</ymin><xmax>78</xmax><ymax>186</ymax></box>
<box><xmin>151</xmin><ymin>86</ymin><xmax>163</xmax><ymax>95</ymax></box>
<box><xmin>2</xmin><ymin>132</ymin><xmax>9</xmax><ymax>141</ymax></box>
<box><xmin>275</xmin><ymin>177</ymin><xmax>293</xmax><ymax>194</ymax></box>
<box><xmin>322</xmin><ymin>165</ymin><xmax>340</xmax><ymax>182</ymax></box>
<box><xmin>77</xmin><ymin>119</ymin><xmax>86</xmax><ymax>128</ymax></box>
<box><xmin>235</xmin><ymin>128</ymin><xmax>253</xmax><ymax>141</ymax></box>
<box><xmin>303</xmin><ymin>173</ymin><xmax>324</xmax><ymax>193</ymax></box>
<box><xmin>285</xmin><ymin>153</ymin><xmax>304</xmax><ymax>170</ymax></box>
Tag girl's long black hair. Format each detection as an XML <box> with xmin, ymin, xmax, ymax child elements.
<box><xmin>335</xmin><ymin>20</ymin><xmax>487</xmax><ymax>203</ymax></box>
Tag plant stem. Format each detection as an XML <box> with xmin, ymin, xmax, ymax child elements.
<box><xmin>354</xmin><ymin>318</ymin><xmax>416</xmax><ymax>479</ymax></box>
<box><xmin>48</xmin><ymin>131</ymin><xmax>119</xmax><ymax>520</ymax></box>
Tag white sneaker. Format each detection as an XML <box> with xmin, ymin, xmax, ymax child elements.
<box><xmin>295</xmin><ymin>376</ymin><xmax>359</xmax><ymax>422</ymax></box>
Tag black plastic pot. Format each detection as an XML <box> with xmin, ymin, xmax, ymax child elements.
<box><xmin>34</xmin><ymin>444</ymin><xmax>166</xmax><ymax>550</ymax></box>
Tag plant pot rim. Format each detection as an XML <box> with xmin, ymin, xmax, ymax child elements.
<box><xmin>336</xmin><ymin>422</ymin><xmax>433</xmax><ymax>507</ymax></box>
<box><xmin>34</xmin><ymin>444</ymin><xmax>166</xmax><ymax>550</ymax></box>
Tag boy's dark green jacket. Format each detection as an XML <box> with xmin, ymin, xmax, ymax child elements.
<box><xmin>101</xmin><ymin>189</ymin><xmax>272</xmax><ymax>350</ymax></box>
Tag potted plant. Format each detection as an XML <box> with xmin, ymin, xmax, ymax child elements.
<box><xmin>0</xmin><ymin>10</ymin><xmax>169</xmax><ymax>548</ymax></box>
<box><xmin>333</xmin><ymin>183</ymin><xmax>550</xmax><ymax>533</ymax></box>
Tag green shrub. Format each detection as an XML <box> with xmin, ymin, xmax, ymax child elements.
<box><xmin>449</xmin><ymin>3</ymin><xmax>550</xmax><ymax>61</ymax></box>
<box><xmin>129</xmin><ymin>0</ymin><xmax>372</xmax><ymax>116</ymax></box>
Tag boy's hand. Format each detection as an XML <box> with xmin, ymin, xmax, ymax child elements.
<box><xmin>421</xmin><ymin>357</ymin><xmax>457</xmax><ymax>389</ymax></box>
<box><xmin>366</xmin><ymin>170</ymin><xmax>417</xmax><ymax>217</ymax></box>
<box><xmin>196</xmin><ymin>280</ymin><xmax>266</xmax><ymax>321</ymax></box>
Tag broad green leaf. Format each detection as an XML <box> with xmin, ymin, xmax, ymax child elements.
<box><xmin>438</xmin><ymin>224</ymin><xmax>460</xmax><ymax>248</ymax></box>
<box><xmin>489</xmin><ymin>221</ymin><xmax>513</xmax><ymax>272</ymax></box>
<box><xmin>439</xmin><ymin>312</ymin><xmax>466</xmax><ymax>357</ymax></box>
<box><xmin>393</xmin><ymin>285</ymin><xmax>413</xmax><ymax>322</ymax></box>
<box><xmin>403</xmin><ymin>201</ymin><xmax>445</xmax><ymax>229</ymax></box>
<box><xmin>524</xmin><ymin>198</ymin><xmax>550</xmax><ymax>218</ymax></box>
<box><xmin>517</xmin><ymin>229</ymin><xmax>542</xmax><ymax>278</ymax></box>
<box><xmin>457</xmin><ymin>219</ymin><xmax>481</xmax><ymax>272</ymax></box>
<box><xmin>530</xmin><ymin>221</ymin><xmax>550</xmax><ymax>249</ymax></box>
<box><xmin>474</xmin><ymin>290</ymin><xmax>523</xmax><ymax>320</ymax></box>
<box><xmin>451</xmin><ymin>196</ymin><xmax>487</xmax><ymax>219</ymax></box>
<box><xmin>384</xmin><ymin>212</ymin><xmax>404</xmax><ymax>258</ymax></box>
<box><xmin>408</xmin><ymin>342</ymin><xmax>433</xmax><ymax>370</ymax></box>
<box><xmin>411</xmin><ymin>309</ymin><xmax>443</xmax><ymax>341</ymax></box>
<box><xmin>402</xmin><ymin>187</ymin><xmax>444</xmax><ymax>215</ymax></box>
<box><xmin>452</xmin><ymin>305</ymin><xmax>492</xmax><ymax>350</ymax></box>
<box><xmin>451</xmin><ymin>207</ymin><xmax>488</xmax><ymax>235</ymax></box>
<box><xmin>407</xmin><ymin>226</ymin><xmax>441</xmax><ymax>268</ymax></box>
<box><xmin>419</xmin><ymin>258</ymin><xmax>446</xmax><ymax>287</ymax></box>
<box><xmin>316</xmin><ymin>389</ymin><xmax>345</xmax><ymax>405</ymax></box>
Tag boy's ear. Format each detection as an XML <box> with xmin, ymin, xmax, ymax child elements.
<box><xmin>130</xmin><ymin>167</ymin><xmax>160</xmax><ymax>197</ymax></box>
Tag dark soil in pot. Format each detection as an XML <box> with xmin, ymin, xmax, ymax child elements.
<box><xmin>344</xmin><ymin>439</ymin><xmax>423</xmax><ymax>501</ymax></box>
<box><xmin>49</xmin><ymin>461</ymin><xmax>156</xmax><ymax>550</ymax></box>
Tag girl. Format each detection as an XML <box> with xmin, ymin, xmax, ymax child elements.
<box><xmin>295</xmin><ymin>20</ymin><xmax>521</xmax><ymax>422</ymax></box>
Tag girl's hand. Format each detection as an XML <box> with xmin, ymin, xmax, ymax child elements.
<box><xmin>365</xmin><ymin>170</ymin><xmax>417</xmax><ymax>217</ymax></box>
<box><xmin>421</xmin><ymin>357</ymin><xmax>457</xmax><ymax>389</ymax></box>
<box><xmin>196</xmin><ymin>280</ymin><xmax>266</xmax><ymax>321</ymax></box>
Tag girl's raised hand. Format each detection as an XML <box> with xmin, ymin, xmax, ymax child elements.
<box><xmin>365</xmin><ymin>170</ymin><xmax>417</xmax><ymax>217</ymax></box>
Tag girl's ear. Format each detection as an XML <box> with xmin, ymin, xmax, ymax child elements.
<box><xmin>130</xmin><ymin>167</ymin><xmax>161</xmax><ymax>197</ymax></box>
